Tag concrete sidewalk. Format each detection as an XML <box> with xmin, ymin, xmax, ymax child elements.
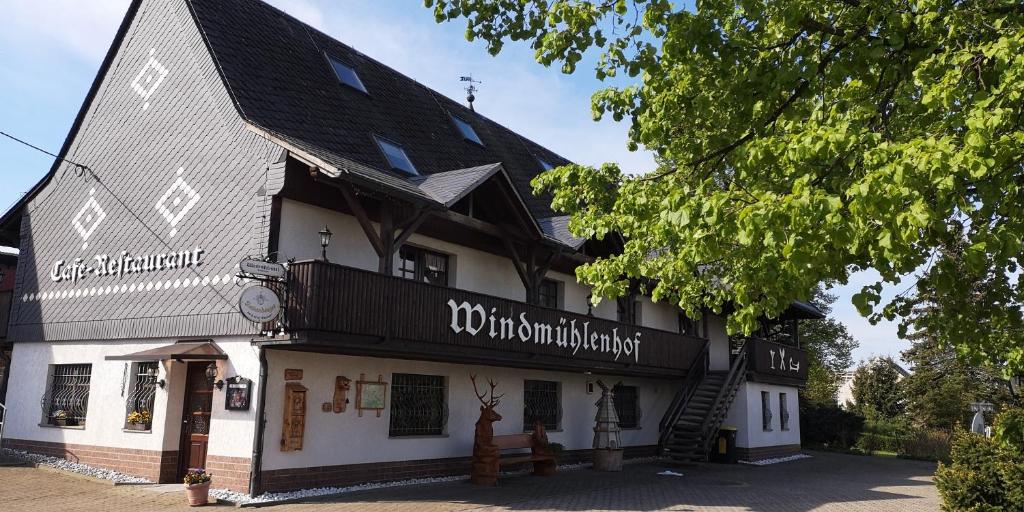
<box><xmin>0</xmin><ymin>451</ymin><xmax>939</xmax><ymax>511</ymax></box>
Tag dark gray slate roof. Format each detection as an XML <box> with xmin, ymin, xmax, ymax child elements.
<box><xmin>538</xmin><ymin>216</ymin><xmax>586</xmax><ymax>250</ymax></box>
<box><xmin>188</xmin><ymin>0</ymin><xmax>570</xmax><ymax>217</ymax></box>
<box><xmin>410</xmin><ymin>163</ymin><xmax>504</xmax><ymax>207</ymax></box>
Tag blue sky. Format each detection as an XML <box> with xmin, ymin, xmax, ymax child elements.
<box><xmin>0</xmin><ymin>0</ymin><xmax>908</xmax><ymax>366</ymax></box>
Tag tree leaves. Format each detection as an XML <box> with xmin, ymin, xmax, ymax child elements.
<box><xmin>427</xmin><ymin>0</ymin><xmax>1024</xmax><ymax>373</ymax></box>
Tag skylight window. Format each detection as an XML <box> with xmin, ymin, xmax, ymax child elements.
<box><xmin>327</xmin><ymin>55</ymin><xmax>367</xmax><ymax>93</ymax></box>
<box><xmin>450</xmin><ymin>114</ymin><xmax>483</xmax><ymax>145</ymax></box>
<box><xmin>537</xmin><ymin>158</ymin><xmax>555</xmax><ymax>171</ymax></box>
<box><xmin>374</xmin><ymin>136</ymin><xmax>418</xmax><ymax>175</ymax></box>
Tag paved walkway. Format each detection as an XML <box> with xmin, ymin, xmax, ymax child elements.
<box><xmin>0</xmin><ymin>451</ymin><xmax>939</xmax><ymax>511</ymax></box>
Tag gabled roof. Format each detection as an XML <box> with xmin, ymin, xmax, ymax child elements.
<box><xmin>187</xmin><ymin>0</ymin><xmax>570</xmax><ymax>218</ymax></box>
<box><xmin>410</xmin><ymin>163</ymin><xmax>504</xmax><ymax>207</ymax></box>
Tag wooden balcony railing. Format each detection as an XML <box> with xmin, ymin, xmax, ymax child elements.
<box><xmin>745</xmin><ymin>337</ymin><xmax>809</xmax><ymax>386</ymax></box>
<box><xmin>277</xmin><ymin>260</ymin><xmax>706</xmax><ymax>376</ymax></box>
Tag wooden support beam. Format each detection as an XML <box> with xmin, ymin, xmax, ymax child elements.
<box><xmin>502</xmin><ymin>237</ymin><xmax>531</xmax><ymax>299</ymax></box>
<box><xmin>336</xmin><ymin>180</ymin><xmax>384</xmax><ymax>257</ymax></box>
<box><xmin>378</xmin><ymin>205</ymin><xmax>395</xmax><ymax>275</ymax></box>
<box><xmin>393</xmin><ymin>207</ymin><xmax>429</xmax><ymax>250</ymax></box>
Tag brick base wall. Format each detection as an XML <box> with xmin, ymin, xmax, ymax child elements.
<box><xmin>1</xmin><ymin>438</ymin><xmax>250</xmax><ymax>492</ymax></box>
<box><xmin>2</xmin><ymin>438</ymin><xmax>175</xmax><ymax>483</ymax></box>
<box><xmin>206</xmin><ymin>454</ymin><xmax>252</xmax><ymax>492</ymax></box>
<box><xmin>736</xmin><ymin>444</ymin><xmax>801</xmax><ymax>461</ymax></box>
<box><xmin>260</xmin><ymin>444</ymin><xmax>658</xmax><ymax>493</ymax></box>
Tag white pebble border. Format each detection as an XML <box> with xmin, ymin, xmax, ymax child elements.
<box><xmin>0</xmin><ymin>448</ymin><xmax>151</xmax><ymax>484</ymax></box>
<box><xmin>738</xmin><ymin>453</ymin><xmax>812</xmax><ymax>466</ymax></box>
<box><xmin>218</xmin><ymin>456</ymin><xmax>662</xmax><ymax>506</ymax></box>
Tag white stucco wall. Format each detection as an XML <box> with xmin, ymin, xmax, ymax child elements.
<box><xmin>3</xmin><ymin>336</ymin><xmax>260</xmax><ymax>459</ymax></box>
<box><xmin>723</xmin><ymin>382</ymin><xmax>801</xmax><ymax>449</ymax></box>
<box><xmin>260</xmin><ymin>350</ymin><xmax>677</xmax><ymax>471</ymax></box>
<box><xmin>707</xmin><ymin>315</ymin><xmax>731</xmax><ymax>371</ymax></box>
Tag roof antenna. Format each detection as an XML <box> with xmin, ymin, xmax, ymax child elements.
<box><xmin>460</xmin><ymin>75</ymin><xmax>482</xmax><ymax>112</ymax></box>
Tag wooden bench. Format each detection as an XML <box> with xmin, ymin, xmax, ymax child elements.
<box><xmin>492</xmin><ymin>433</ymin><xmax>556</xmax><ymax>476</ymax></box>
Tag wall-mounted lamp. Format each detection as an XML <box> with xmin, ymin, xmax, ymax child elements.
<box><xmin>319</xmin><ymin>225</ymin><xmax>332</xmax><ymax>262</ymax></box>
<box><xmin>146</xmin><ymin>366</ymin><xmax>166</xmax><ymax>389</ymax></box>
<box><xmin>205</xmin><ymin>362</ymin><xmax>224</xmax><ymax>390</ymax></box>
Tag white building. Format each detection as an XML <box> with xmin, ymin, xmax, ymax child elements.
<box><xmin>0</xmin><ymin>0</ymin><xmax>821</xmax><ymax>496</ymax></box>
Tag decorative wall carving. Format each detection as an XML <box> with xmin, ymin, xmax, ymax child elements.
<box><xmin>281</xmin><ymin>383</ymin><xmax>307</xmax><ymax>451</ymax></box>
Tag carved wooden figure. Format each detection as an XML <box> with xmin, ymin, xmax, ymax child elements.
<box><xmin>333</xmin><ymin>376</ymin><xmax>351</xmax><ymax>413</ymax></box>
<box><xmin>281</xmin><ymin>383</ymin><xmax>307</xmax><ymax>451</ymax></box>
<box><xmin>530</xmin><ymin>420</ymin><xmax>557</xmax><ymax>476</ymax></box>
<box><xmin>469</xmin><ymin>374</ymin><xmax>503</xmax><ymax>485</ymax></box>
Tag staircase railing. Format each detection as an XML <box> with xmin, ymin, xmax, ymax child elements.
<box><xmin>0</xmin><ymin>402</ymin><xmax>6</xmax><ymax>447</ymax></box>
<box><xmin>658</xmin><ymin>341</ymin><xmax>710</xmax><ymax>450</ymax></box>
<box><xmin>699</xmin><ymin>341</ymin><xmax>748</xmax><ymax>459</ymax></box>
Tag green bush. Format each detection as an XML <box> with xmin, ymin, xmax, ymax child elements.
<box><xmin>935</xmin><ymin>408</ymin><xmax>1024</xmax><ymax>511</ymax></box>
<box><xmin>855</xmin><ymin>419</ymin><xmax>952</xmax><ymax>461</ymax></box>
<box><xmin>800</xmin><ymin>400</ymin><xmax>865</xmax><ymax>449</ymax></box>
<box><xmin>856</xmin><ymin>432</ymin><xmax>900</xmax><ymax>453</ymax></box>
<box><xmin>899</xmin><ymin>429</ymin><xmax>952</xmax><ymax>462</ymax></box>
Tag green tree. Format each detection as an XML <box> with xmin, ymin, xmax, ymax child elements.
<box><xmin>802</xmin><ymin>284</ymin><xmax>859</xmax><ymax>404</ymax></box>
<box><xmin>425</xmin><ymin>0</ymin><xmax>1024</xmax><ymax>375</ymax></box>
<box><xmin>901</xmin><ymin>329</ymin><xmax>1011</xmax><ymax>430</ymax></box>
<box><xmin>851</xmin><ymin>357</ymin><xmax>905</xmax><ymax>419</ymax></box>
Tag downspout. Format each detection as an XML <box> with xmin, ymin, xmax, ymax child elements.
<box><xmin>248</xmin><ymin>346</ymin><xmax>269</xmax><ymax>497</ymax></box>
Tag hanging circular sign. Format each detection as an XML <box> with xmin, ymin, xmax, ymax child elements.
<box><xmin>239</xmin><ymin>285</ymin><xmax>281</xmax><ymax>323</ymax></box>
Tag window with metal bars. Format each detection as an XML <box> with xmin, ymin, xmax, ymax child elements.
<box><xmin>613</xmin><ymin>384</ymin><xmax>641</xmax><ymax>429</ymax></box>
<box><xmin>397</xmin><ymin>246</ymin><xmax>449</xmax><ymax>286</ymax></box>
<box><xmin>538</xmin><ymin>279</ymin><xmax>559</xmax><ymax>309</ymax></box>
<box><xmin>388</xmin><ymin>373</ymin><xmax>448</xmax><ymax>437</ymax></box>
<box><xmin>523</xmin><ymin>380</ymin><xmax>560</xmax><ymax>431</ymax></box>
<box><xmin>761</xmin><ymin>391</ymin><xmax>773</xmax><ymax>432</ymax></box>
<box><xmin>124</xmin><ymin>362</ymin><xmax>159</xmax><ymax>430</ymax></box>
<box><xmin>42</xmin><ymin>364</ymin><xmax>92</xmax><ymax>427</ymax></box>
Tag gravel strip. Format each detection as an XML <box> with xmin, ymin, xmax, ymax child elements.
<box><xmin>738</xmin><ymin>453</ymin><xmax>812</xmax><ymax>466</ymax></box>
<box><xmin>0</xmin><ymin>448</ymin><xmax>152</xmax><ymax>484</ymax></box>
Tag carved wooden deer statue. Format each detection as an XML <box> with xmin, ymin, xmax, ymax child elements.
<box><xmin>470</xmin><ymin>374</ymin><xmax>503</xmax><ymax>485</ymax></box>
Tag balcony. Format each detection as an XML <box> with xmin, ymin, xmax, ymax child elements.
<box><xmin>744</xmin><ymin>337</ymin><xmax>809</xmax><ymax>386</ymax></box>
<box><xmin>275</xmin><ymin>260</ymin><xmax>707</xmax><ymax>377</ymax></box>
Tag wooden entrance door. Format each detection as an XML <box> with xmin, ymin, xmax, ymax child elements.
<box><xmin>179</xmin><ymin>362</ymin><xmax>214</xmax><ymax>478</ymax></box>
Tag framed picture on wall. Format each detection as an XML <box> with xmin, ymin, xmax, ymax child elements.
<box><xmin>225</xmin><ymin>377</ymin><xmax>252</xmax><ymax>411</ymax></box>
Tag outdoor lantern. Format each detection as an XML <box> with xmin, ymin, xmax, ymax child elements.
<box><xmin>205</xmin><ymin>362</ymin><xmax>224</xmax><ymax>390</ymax></box>
<box><xmin>147</xmin><ymin>366</ymin><xmax>166</xmax><ymax>389</ymax></box>
<box><xmin>319</xmin><ymin>225</ymin><xmax>332</xmax><ymax>261</ymax></box>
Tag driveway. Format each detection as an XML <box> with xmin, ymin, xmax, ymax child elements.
<box><xmin>0</xmin><ymin>451</ymin><xmax>939</xmax><ymax>511</ymax></box>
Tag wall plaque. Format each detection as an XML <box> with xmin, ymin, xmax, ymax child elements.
<box><xmin>224</xmin><ymin>377</ymin><xmax>252</xmax><ymax>411</ymax></box>
<box><xmin>284</xmin><ymin>369</ymin><xmax>303</xmax><ymax>381</ymax></box>
<box><xmin>356</xmin><ymin>373</ymin><xmax>387</xmax><ymax>418</ymax></box>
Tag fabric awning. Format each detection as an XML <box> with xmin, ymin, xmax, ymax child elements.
<box><xmin>105</xmin><ymin>341</ymin><xmax>228</xmax><ymax>361</ymax></box>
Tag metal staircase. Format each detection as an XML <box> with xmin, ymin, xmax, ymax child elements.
<box><xmin>660</xmin><ymin>342</ymin><xmax>748</xmax><ymax>463</ymax></box>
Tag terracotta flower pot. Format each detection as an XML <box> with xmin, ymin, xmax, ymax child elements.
<box><xmin>184</xmin><ymin>481</ymin><xmax>211</xmax><ymax>506</ymax></box>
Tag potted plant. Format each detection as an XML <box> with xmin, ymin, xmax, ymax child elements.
<box><xmin>126</xmin><ymin>410</ymin><xmax>151</xmax><ymax>431</ymax></box>
<box><xmin>51</xmin><ymin>410</ymin><xmax>68</xmax><ymax>427</ymax></box>
<box><xmin>183</xmin><ymin>469</ymin><xmax>212</xmax><ymax>506</ymax></box>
